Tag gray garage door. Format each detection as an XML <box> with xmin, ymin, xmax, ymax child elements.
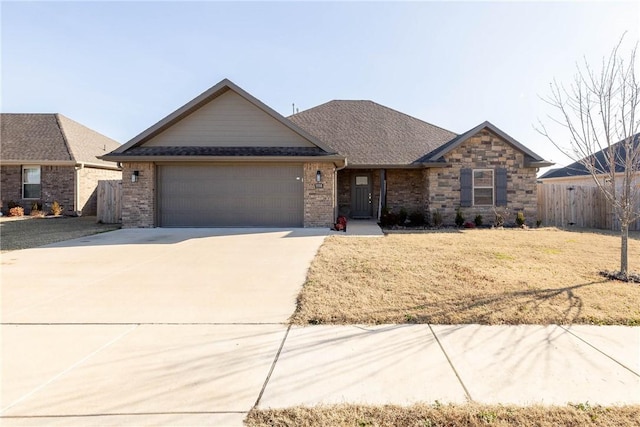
<box><xmin>158</xmin><ymin>163</ymin><xmax>304</xmax><ymax>227</ymax></box>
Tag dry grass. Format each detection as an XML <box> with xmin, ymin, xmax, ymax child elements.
<box><xmin>291</xmin><ymin>228</ymin><xmax>640</xmax><ymax>325</ymax></box>
<box><xmin>245</xmin><ymin>403</ymin><xmax>640</xmax><ymax>427</ymax></box>
<box><xmin>0</xmin><ymin>216</ymin><xmax>120</xmax><ymax>252</ymax></box>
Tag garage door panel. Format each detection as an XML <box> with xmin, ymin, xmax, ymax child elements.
<box><xmin>159</xmin><ymin>164</ymin><xmax>303</xmax><ymax>227</ymax></box>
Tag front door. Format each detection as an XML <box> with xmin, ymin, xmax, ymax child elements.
<box><xmin>351</xmin><ymin>173</ymin><xmax>372</xmax><ymax>218</ymax></box>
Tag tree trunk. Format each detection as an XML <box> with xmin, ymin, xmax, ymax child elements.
<box><xmin>620</xmin><ymin>222</ymin><xmax>629</xmax><ymax>278</ymax></box>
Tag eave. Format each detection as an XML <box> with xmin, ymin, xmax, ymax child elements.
<box><xmin>0</xmin><ymin>160</ymin><xmax>121</xmax><ymax>170</ymax></box>
<box><xmin>526</xmin><ymin>160</ymin><xmax>555</xmax><ymax>168</ymax></box>
<box><xmin>100</xmin><ymin>154</ymin><xmax>347</xmax><ymax>168</ymax></box>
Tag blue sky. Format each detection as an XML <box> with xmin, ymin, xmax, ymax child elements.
<box><xmin>2</xmin><ymin>1</ymin><xmax>639</xmax><ymax>170</ymax></box>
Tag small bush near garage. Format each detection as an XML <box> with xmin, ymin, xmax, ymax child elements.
<box><xmin>9</xmin><ymin>206</ymin><xmax>24</xmax><ymax>217</ymax></box>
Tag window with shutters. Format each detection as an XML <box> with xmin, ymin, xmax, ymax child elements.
<box><xmin>473</xmin><ymin>169</ymin><xmax>494</xmax><ymax>206</ymax></box>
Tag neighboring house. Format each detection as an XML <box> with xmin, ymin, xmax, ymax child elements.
<box><xmin>539</xmin><ymin>135</ymin><xmax>640</xmax><ymax>188</ymax></box>
<box><xmin>0</xmin><ymin>114</ymin><xmax>122</xmax><ymax>215</ymax></box>
<box><xmin>102</xmin><ymin>79</ymin><xmax>552</xmax><ymax>228</ymax></box>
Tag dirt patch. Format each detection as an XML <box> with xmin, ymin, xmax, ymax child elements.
<box><xmin>291</xmin><ymin>228</ymin><xmax>640</xmax><ymax>325</ymax></box>
<box><xmin>0</xmin><ymin>216</ymin><xmax>120</xmax><ymax>252</ymax></box>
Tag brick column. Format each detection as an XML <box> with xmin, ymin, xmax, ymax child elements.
<box><xmin>303</xmin><ymin>163</ymin><xmax>335</xmax><ymax>228</ymax></box>
<box><xmin>121</xmin><ymin>162</ymin><xmax>156</xmax><ymax>228</ymax></box>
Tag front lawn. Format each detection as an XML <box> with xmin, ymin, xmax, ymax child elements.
<box><xmin>246</xmin><ymin>403</ymin><xmax>640</xmax><ymax>427</ymax></box>
<box><xmin>291</xmin><ymin>228</ymin><xmax>640</xmax><ymax>325</ymax></box>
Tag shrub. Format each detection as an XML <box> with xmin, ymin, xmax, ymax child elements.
<box><xmin>408</xmin><ymin>210</ymin><xmax>425</xmax><ymax>227</ymax></box>
<box><xmin>9</xmin><ymin>206</ymin><xmax>24</xmax><ymax>217</ymax></box>
<box><xmin>455</xmin><ymin>208</ymin><xmax>465</xmax><ymax>227</ymax></box>
<box><xmin>516</xmin><ymin>211</ymin><xmax>526</xmax><ymax>227</ymax></box>
<box><xmin>536</xmin><ymin>219</ymin><xmax>543</xmax><ymax>228</ymax></box>
<box><xmin>30</xmin><ymin>202</ymin><xmax>44</xmax><ymax>217</ymax></box>
<box><xmin>474</xmin><ymin>214</ymin><xmax>483</xmax><ymax>227</ymax></box>
<box><xmin>432</xmin><ymin>210</ymin><xmax>443</xmax><ymax>227</ymax></box>
<box><xmin>380</xmin><ymin>208</ymin><xmax>400</xmax><ymax>228</ymax></box>
<box><xmin>7</xmin><ymin>200</ymin><xmax>19</xmax><ymax>209</ymax></box>
<box><xmin>51</xmin><ymin>201</ymin><xmax>63</xmax><ymax>216</ymax></box>
<box><xmin>493</xmin><ymin>207</ymin><xmax>508</xmax><ymax>227</ymax></box>
<box><xmin>398</xmin><ymin>208</ymin><xmax>408</xmax><ymax>225</ymax></box>
<box><xmin>464</xmin><ymin>221</ymin><xmax>476</xmax><ymax>228</ymax></box>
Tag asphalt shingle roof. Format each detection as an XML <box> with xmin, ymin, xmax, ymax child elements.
<box><xmin>288</xmin><ymin>100</ymin><xmax>458</xmax><ymax>166</ymax></box>
<box><xmin>539</xmin><ymin>134</ymin><xmax>640</xmax><ymax>179</ymax></box>
<box><xmin>1</xmin><ymin>113</ymin><xmax>120</xmax><ymax>166</ymax></box>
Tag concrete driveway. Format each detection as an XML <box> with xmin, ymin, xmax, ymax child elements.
<box><xmin>1</xmin><ymin>228</ymin><xmax>328</xmax><ymax>426</ymax></box>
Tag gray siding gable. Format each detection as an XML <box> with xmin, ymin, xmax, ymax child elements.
<box><xmin>143</xmin><ymin>90</ymin><xmax>316</xmax><ymax>148</ymax></box>
<box><xmin>109</xmin><ymin>79</ymin><xmax>339</xmax><ymax>157</ymax></box>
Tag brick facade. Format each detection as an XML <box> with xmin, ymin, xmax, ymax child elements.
<box><xmin>303</xmin><ymin>162</ymin><xmax>336</xmax><ymax>227</ymax></box>
<box><xmin>385</xmin><ymin>169</ymin><xmax>424</xmax><ymax>214</ymax></box>
<box><xmin>1</xmin><ymin>165</ymin><xmax>121</xmax><ymax>216</ymax></box>
<box><xmin>121</xmin><ymin>162</ymin><xmax>156</xmax><ymax>228</ymax></box>
<box><xmin>426</xmin><ymin>129</ymin><xmax>537</xmax><ymax>226</ymax></box>
<box><xmin>1</xmin><ymin>165</ymin><xmax>73</xmax><ymax>215</ymax></box>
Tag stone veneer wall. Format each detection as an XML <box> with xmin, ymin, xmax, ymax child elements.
<box><xmin>303</xmin><ymin>162</ymin><xmax>335</xmax><ymax>227</ymax></box>
<box><xmin>0</xmin><ymin>165</ymin><xmax>76</xmax><ymax>215</ymax></box>
<box><xmin>426</xmin><ymin>129</ymin><xmax>538</xmax><ymax>226</ymax></box>
<box><xmin>121</xmin><ymin>162</ymin><xmax>156</xmax><ymax>227</ymax></box>
<box><xmin>78</xmin><ymin>167</ymin><xmax>122</xmax><ymax>215</ymax></box>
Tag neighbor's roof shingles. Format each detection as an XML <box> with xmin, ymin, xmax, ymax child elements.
<box><xmin>539</xmin><ymin>134</ymin><xmax>640</xmax><ymax>179</ymax></box>
<box><xmin>288</xmin><ymin>100</ymin><xmax>458</xmax><ymax>166</ymax></box>
<box><xmin>1</xmin><ymin>113</ymin><xmax>120</xmax><ymax>167</ymax></box>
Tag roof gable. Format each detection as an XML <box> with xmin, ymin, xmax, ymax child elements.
<box><xmin>423</xmin><ymin>121</ymin><xmax>548</xmax><ymax>165</ymax></box>
<box><xmin>112</xmin><ymin>79</ymin><xmax>336</xmax><ymax>155</ymax></box>
<box><xmin>1</xmin><ymin>113</ymin><xmax>120</xmax><ymax>167</ymax></box>
<box><xmin>289</xmin><ymin>100</ymin><xmax>457</xmax><ymax>166</ymax></box>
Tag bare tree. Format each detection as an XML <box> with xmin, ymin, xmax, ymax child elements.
<box><xmin>537</xmin><ymin>36</ymin><xmax>640</xmax><ymax>279</ymax></box>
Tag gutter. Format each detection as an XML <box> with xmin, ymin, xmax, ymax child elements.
<box><xmin>0</xmin><ymin>160</ymin><xmax>121</xmax><ymax>170</ymax></box>
<box><xmin>74</xmin><ymin>163</ymin><xmax>84</xmax><ymax>216</ymax></box>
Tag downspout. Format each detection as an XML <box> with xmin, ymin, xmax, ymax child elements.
<box><xmin>378</xmin><ymin>169</ymin><xmax>386</xmax><ymax>220</ymax></box>
<box><xmin>75</xmin><ymin>163</ymin><xmax>84</xmax><ymax>216</ymax></box>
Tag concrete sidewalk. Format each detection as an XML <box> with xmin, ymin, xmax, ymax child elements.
<box><xmin>258</xmin><ymin>324</ymin><xmax>640</xmax><ymax>409</ymax></box>
<box><xmin>2</xmin><ymin>324</ymin><xmax>638</xmax><ymax>426</ymax></box>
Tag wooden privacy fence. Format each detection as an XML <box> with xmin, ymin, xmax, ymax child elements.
<box><xmin>97</xmin><ymin>180</ymin><xmax>122</xmax><ymax>224</ymax></box>
<box><xmin>537</xmin><ymin>183</ymin><xmax>640</xmax><ymax>231</ymax></box>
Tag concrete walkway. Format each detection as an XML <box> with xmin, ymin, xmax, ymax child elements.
<box><xmin>330</xmin><ymin>219</ymin><xmax>384</xmax><ymax>237</ymax></box>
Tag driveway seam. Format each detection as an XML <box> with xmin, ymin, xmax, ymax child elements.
<box><xmin>0</xmin><ymin>324</ymin><xmax>139</xmax><ymax>415</ymax></box>
<box><xmin>253</xmin><ymin>324</ymin><xmax>292</xmax><ymax>408</ymax></box>
<box><xmin>559</xmin><ymin>325</ymin><xmax>640</xmax><ymax>377</ymax></box>
<box><xmin>427</xmin><ymin>324</ymin><xmax>474</xmax><ymax>403</ymax></box>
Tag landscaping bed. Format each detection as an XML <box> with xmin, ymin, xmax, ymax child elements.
<box><xmin>291</xmin><ymin>228</ymin><xmax>640</xmax><ymax>325</ymax></box>
<box><xmin>0</xmin><ymin>216</ymin><xmax>120</xmax><ymax>252</ymax></box>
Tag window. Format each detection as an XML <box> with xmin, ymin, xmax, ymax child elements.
<box><xmin>355</xmin><ymin>176</ymin><xmax>368</xmax><ymax>186</ymax></box>
<box><xmin>473</xmin><ymin>169</ymin><xmax>494</xmax><ymax>206</ymax></box>
<box><xmin>22</xmin><ymin>166</ymin><xmax>41</xmax><ymax>199</ymax></box>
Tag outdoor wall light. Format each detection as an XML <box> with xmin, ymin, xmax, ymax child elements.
<box><xmin>131</xmin><ymin>170</ymin><xmax>139</xmax><ymax>183</ymax></box>
<box><xmin>316</xmin><ymin>170</ymin><xmax>322</xmax><ymax>182</ymax></box>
